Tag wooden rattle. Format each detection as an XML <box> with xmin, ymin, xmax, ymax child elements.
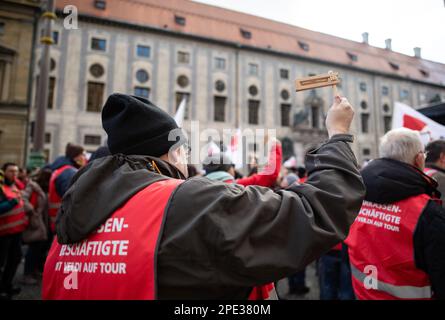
<box><xmin>295</xmin><ymin>71</ymin><xmax>340</xmax><ymax>96</ymax></box>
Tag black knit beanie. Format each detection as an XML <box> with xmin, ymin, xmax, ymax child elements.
<box><xmin>102</xmin><ymin>94</ymin><xmax>186</xmax><ymax>157</ymax></box>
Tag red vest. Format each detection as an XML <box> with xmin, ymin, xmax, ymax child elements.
<box><xmin>346</xmin><ymin>195</ymin><xmax>432</xmax><ymax>300</ymax></box>
<box><xmin>43</xmin><ymin>178</ymin><xmax>183</xmax><ymax>300</ymax></box>
<box><xmin>48</xmin><ymin>165</ymin><xmax>73</xmax><ymax>233</ymax></box>
<box><xmin>0</xmin><ymin>184</ymin><xmax>27</xmax><ymax>236</ymax></box>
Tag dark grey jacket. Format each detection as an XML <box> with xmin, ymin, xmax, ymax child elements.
<box><xmin>56</xmin><ymin>134</ymin><xmax>365</xmax><ymax>299</ymax></box>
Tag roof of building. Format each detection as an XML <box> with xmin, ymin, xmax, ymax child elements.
<box><xmin>56</xmin><ymin>0</ymin><xmax>445</xmax><ymax>87</ymax></box>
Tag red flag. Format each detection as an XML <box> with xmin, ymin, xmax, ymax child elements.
<box><xmin>403</xmin><ymin>114</ymin><xmax>426</xmax><ymax>131</ymax></box>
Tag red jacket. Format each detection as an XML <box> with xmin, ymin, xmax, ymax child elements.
<box><xmin>237</xmin><ymin>143</ymin><xmax>282</xmax><ymax>187</ymax></box>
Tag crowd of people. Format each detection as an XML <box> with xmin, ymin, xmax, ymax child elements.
<box><xmin>0</xmin><ymin>93</ymin><xmax>444</xmax><ymax>300</ymax></box>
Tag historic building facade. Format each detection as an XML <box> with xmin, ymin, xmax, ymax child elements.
<box><xmin>0</xmin><ymin>0</ymin><xmax>40</xmax><ymax>166</ymax></box>
<box><xmin>29</xmin><ymin>0</ymin><xmax>445</xmax><ymax>166</ymax></box>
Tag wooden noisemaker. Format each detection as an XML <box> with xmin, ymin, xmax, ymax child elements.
<box><xmin>295</xmin><ymin>71</ymin><xmax>340</xmax><ymax>96</ymax></box>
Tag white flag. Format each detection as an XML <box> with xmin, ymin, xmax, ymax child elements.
<box><xmin>392</xmin><ymin>102</ymin><xmax>445</xmax><ymax>144</ymax></box>
<box><xmin>174</xmin><ymin>98</ymin><xmax>187</xmax><ymax>127</ymax></box>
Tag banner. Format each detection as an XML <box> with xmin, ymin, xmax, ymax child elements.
<box><xmin>392</xmin><ymin>102</ymin><xmax>445</xmax><ymax>144</ymax></box>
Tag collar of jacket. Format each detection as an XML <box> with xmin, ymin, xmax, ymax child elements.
<box><xmin>4</xmin><ymin>178</ymin><xmax>14</xmax><ymax>187</ymax></box>
<box><xmin>56</xmin><ymin>154</ymin><xmax>185</xmax><ymax>244</ymax></box>
<box><xmin>205</xmin><ymin>171</ymin><xmax>234</xmax><ymax>183</ymax></box>
<box><xmin>328</xmin><ymin>134</ymin><xmax>354</xmax><ymax>144</ymax></box>
<box><xmin>361</xmin><ymin>158</ymin><xmax>439</xmax><ymax>204</ymax></box>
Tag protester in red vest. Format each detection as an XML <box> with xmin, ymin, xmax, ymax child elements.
<box><xmin>346</xmin><ymin>128</ymin><xmax>445</xmax><ymax>300</ymax></box>
<box><xmin>48</xmin><ymin>143</ymin><xmax>87</xmax><ymax>233</ymax></box>
<box><xmin>425</xmin><ymin>140</ymin><xmax>445</xmax><ymax>207</ymax></box>
<box><xmin>0</xmin><ymin>163</ymin><xmax>27</xmax><ymax>300</ymax></box>
<box><xmin>43</xmin><ymin>93</ymin><xmax>365</xmax><ymax>300</ymax></box>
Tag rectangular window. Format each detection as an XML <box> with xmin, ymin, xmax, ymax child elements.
<box><xmin>240</xmin><ymin>29</ymin><xmax>252</xmax><ymax>39</ymax></box>
<box><xmin>420</xmin><ymin>69</ymin><xmax>429</xmax><ymax>78</ymax></box>
<box><xmin>249</xmin><ymin>63</ymin><xmax>258</xmax><ymax>76</ymax></box>
<box><xmin>389</xmin><ymin>62</ymin><xmax>399</xmax><ymax>70</ymax></box>
<box><xmin>86</xmin><ymin>82</ymin><xmax>104</xmax><ymax>112</ymax></box>
<box><xmin>215</xmin><ymin>57</ymin><xmax>226</xmax><ymax>70</ymax></box>
<box><xmin>29</xmin><ymin>121</ymin><xmax>35</xmax><ymax>142</ymax></box>
<box><xmin>52</xmin><ymin>31</ymin><xmax>59</xmax><ymax>45</ymax></box>
<box><xmin>311</xmin><ymin>106</ymin><xmax>320</xmax><ymax>129</ymax></box>
<box><xmin>281</xmin><ymin>104</ymin><xmax>291</xmax><ymax>127</ymax></box>
<box><xmin>91</xmin><ymin>38</ymin><xmax>106</xmax><ymax>51</ymax></box>
<box><xmin>84</xmin><ymin>135</ymin><xmax>102</xmax><ymax>145</ymax></box>
<box><xmin>94</xmin><ymin>0</ymin><xmax>106</xmax><ymax>10</ymax></box>
<box><xmin>382</xmin><ymin>86</ymin><xmax>389</xmax><ymax>96</ymax></box>
<box><xmin>176</xmin><ymin>92</ymin><xmax>190</xmax><ymax>120</ymax></box>
<box><xmin>44</xmin><ymin>132</ymin><xmax>51</xmax><ymax>144</ymax></box>
<box><xmin>0</xmin><ymin>22</ymin><xmax>5</xmax><ymax>35</ymax></box>
<box><xmin>137</xmin><ymin>45</ymin><xmax>151</xmax><ymax>58</ymax></box>
<box><xmin>248</xmin><ymin>100</ymin><xmax>260</xmax><ymax>125</ymax></box>
<box><xmin>298</xmin><ymin>41</ymin><xmax>309</xmax><ymax>51</ymax></box>
<box><xmin>43</xmin><ymin>149</ymin><xmax>50</xmax><ymax>163</ymax></box>
<box><xmin>280</xmin><ymin>69</ymin><xmax>289</xmax><ymax>80</ymax></box>
<box><xmin>177</xmin><ymin>51</ymin><xmax>190</xmax><ymax>64</ymax></box>
<box><xmin>175</xmin><ymin>15</ymin><xmax>186</xmax><ymax>26</ymax></box>
<box><xmin>0</xmin><ymin>60</ymin><xmax>5</xmax><ymax>100</ymax></box>
<box><xmin>400</xmin><ymin>89</ymin><xmax>409</xmax><ymax>100</ymax></box>
<box><xmin>384</xmin><ymin>115</ymin><xmax>392</xmax><ymax>133</ymax></box>
<box><xmin>347</xmin><ymin>52</ymin><xmax>358</xmax><ymax>62</ymax></box>
<box><xmin>134</xmin><ymin>87</ymin><xmax>150</xmax><ymax>99</ymax></box>
<box><xmin>359</xmin><ymin>82</ymin><xmax>367</xmax><ymax>92</ymax></box>
<box><xmin>361</xmin><ymin>113</ymin><xmax>370</xmax><ymax>133</ymax></box>
<box><xmin>47</xmin><ymin>77</ymin><xmax>56</xmax><ymax>109</ymax></box>
<box><xmin>214</xmin><ymin>96</ymin><xmax>226</xmax><ymax>122</ymax></box>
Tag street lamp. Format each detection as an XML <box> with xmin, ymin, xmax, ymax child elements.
<box><xmin>28</xmin><ymin>0</ymin><xmax>56</xmax><ymax>168</ymax></box>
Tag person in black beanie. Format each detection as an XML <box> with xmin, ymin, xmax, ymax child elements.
<box><xmin>43</xmin><ymin>93</ymin><xmax>366</xmax><ymax>300</ymax></box>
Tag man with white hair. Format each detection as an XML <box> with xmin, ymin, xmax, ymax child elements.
<box><xmin>346</xmin><ymin>128</ymin><xmax>445</xmax><ymax>300</ymax></box>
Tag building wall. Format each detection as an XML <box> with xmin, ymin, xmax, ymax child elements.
<box><xmin>29</xmin><ymin>18</ymin><xmax>445</xmax><ymax>166</ymax></box>
<box><xmin>0</xmin><ymin>0</ymin><xmax>38</xmax><ymax>166</ymax></box>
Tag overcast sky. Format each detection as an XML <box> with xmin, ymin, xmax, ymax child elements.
<box><xmin>194</xmin><ymin>0</ymin><xmax>445</xmax><ymax>64</ymax></box>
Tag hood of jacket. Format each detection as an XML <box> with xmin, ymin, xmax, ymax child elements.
<box><xmin>205</xmin><ymin>171</ymin><xmax>235</xmax><ymax>183</ymax></box>
<box><xmin>56</xmin><ymin>154</ymin><xmax>185</xmax><ymax>244</ymax></box>
<box><xmin>361</xmin><ymin>158</ymin><xmax>439</xmax><ymax>204</ymax></box>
